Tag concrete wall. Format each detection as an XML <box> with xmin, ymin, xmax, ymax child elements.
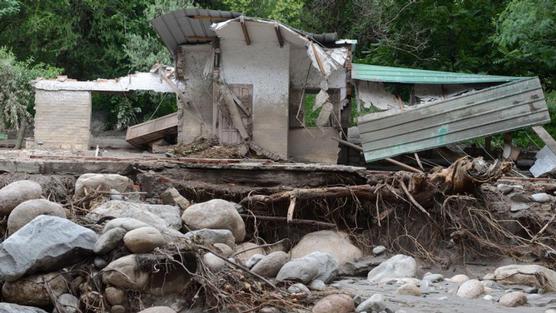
<box><xmin>220</xmin><ymin>29</ymin><xmax>290</xmax><ymax>159</ymax></box>
<box><xmin>288</xmin><ymin>127</ymin><xmax>340</xmax><ymax>163</ymax></box>
<box><xmin>176</xmin><ymin>44</ymin><xmax>214</xmax><ymax>144</ymax></box>
<box><xmin>34</xmin><ymin>90</ymin><xmax>91</xmax><ymax>150</ymax></box>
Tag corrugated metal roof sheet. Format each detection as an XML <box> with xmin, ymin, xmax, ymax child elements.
<box><xmin>151</xmin><ymin>8</ymin><xmax>242</xmax><ymax>54</ymax></box>
<box><xmin>352</xmin><ymin>63</ymin><xmax>524</xmax><ymax>85</ymax></box>
<box><xmin>358</xmin><ymin>78</ymin><xmax>550</xmax><ymax>162</ymax></box>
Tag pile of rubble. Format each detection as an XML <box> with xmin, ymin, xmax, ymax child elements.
<box><xmin>0</xmin><ymin>171</ymin><xmax>556</xmax><ymax>313</ymax></box>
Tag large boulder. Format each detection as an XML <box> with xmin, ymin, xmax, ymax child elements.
<box><xmin>251</xmin><ymin>251</ymin><xmax>289</xmax><ymax>278</ymax></box>
<box><xmin>181</xmin><ymin>199</ymin><xmax>245</xmax><ymax>242</ymax></box>
<box><xmin>0</xmin><ymin>215</ymin><xmax>97</xmax><ymax>281</ymax></box>
<box><xmin>276</xmin><ymin>252</ymin><xmax>338</xmax><ymax>284</ymax></box>
<box><xmin>367</xmin><ymin>254</ymin><xmax>416</xmax><ymax>283</ymax></box>
<box><xmin>102</xmin><ymin>254</ymin><xmax>149</xmax><ymax>290</ymax></box>
<box><xmin>7</xmin><ymin>199</ymin><xmax>66</xmax><ymax>234</ymax></box>
<box><xmin>0</xmin><ymin>303</ymin><xmax>48</xmax><ymax>313</ymax></box>
<box><xmin>184</xmin><ymin>229</ymin><xmax>236</xmax><ymax>249</ymax></box>
<box><xmin>312</xmin><ymin>294</ymin><xmax>354</xmax><ymax>313</ymax></box>
<box><xmin>74</xmin><ymin>173</ymin><xmax>132</xmax><ymax>198</ymax></box>
<box><xmin>291</xmin><ymin>230</ymin><xmax>362</xmax><ymax>265</ymax></box>
<box><xmin>2</xmin><ymin>272</ymin><xmax>68</xmax><ymax>307</ymax></box>
<box><xmin>499</xmin><ymin>291</ymin><xmax>527</xmax><ymax>307</ymax></box>
<box><xmin>86</xmin><ymin>200</ymin><xmax>181</xmax><ymax>230</ymax></box>
<box><xmin>493</xmin><ymin>264</ymin><xmax>556</xmax><ymax>291</ymax></box>
<box><xmin>0</xmin><ymin>180</ymin><xmax>42</xmax><ymax>216</ymax></box>
<box><xmin>123</xmin><ymin>227</ymin><xmax>165</xmax><ymax>253</ymax></box>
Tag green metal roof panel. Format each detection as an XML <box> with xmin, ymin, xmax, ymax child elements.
<box><xmin>352</xmin><ymin>63</ymin><xmax>524</xmax><ymax>85</ymax></box>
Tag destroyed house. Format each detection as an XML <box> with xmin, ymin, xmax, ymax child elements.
<box><xmin>30</xmin><ymin>8</ymin><xmax>551</xmax><ymax>166</ymax></box>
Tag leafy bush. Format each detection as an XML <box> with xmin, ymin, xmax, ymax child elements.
<box><xmin>0</xmin><ymin>47</ymin><xmax>62</xmax><ymax>129</ymax></box>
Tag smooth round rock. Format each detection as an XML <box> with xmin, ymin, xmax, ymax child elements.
<box><xmin>312</xmin><ymin>294</ymin><xmax>354</xmax><ymax>313</ymax></box>
<box><xmin>138</xmin><ymin>306</ymin><xmax>177</xmax><ymax>313</ymax></box>
<box><xmin>111</xmin><ymin>305</ymin><xmax>126</xmax><ymax>313</ymax></box>
<box><xmin>288</xmin><ymin>283</ymin><xmax>311</xmax><ymax>296</ymax></box>
<box><xmin>213</xmin><ymin>243</ymin><xmax>233</xmax><ymax>257</ymax></box>
<box><xmin>181</xmin><ymin>199</ymin><xmax>245</xmax><ymax>242</ymax></box>
<box><xmin>251</xmin><ymin>251</ymin><xmax>289</xmax><ymax>278</ymax></box>
<box><xmin>449</xmin><ymin>274</ymin><xmax>470</xmax><ymax>284</ymax></box>
<box><xmin>397</xmin><ymin>283</ymin><xmax>422</xmax><ymax>296</ymax></box>
<box><xmin>457</xmin><ymin>279</ymin><xmax>484</xmax><ymax>299</ymax></box>
<box><xmin>356</xmin><ymin>293</ymin><xmax>386</xmax><ymax>313</ymax></box>
<box><xmin>0</xmin><ymin>180</ymin><xmax>42</xmax><ymax>216</ymax></box>
<box><xmin>309</xmin><ymin>279</ymin><xmax>326</xmax><ymax>291</ymax></box>
<box><xmin>203</xmin><ymin>252</ymin><xmax>227</xmax><ymax>272</ymax></box>
<box><xmin>234</xmin><ymin>242</ymin><xmax>265</xmax><ymax>265</ymax></box>
<box><xmin>2</xmin><ymin>272</ymin><xmax>68</xmax><ymax>307</ymax></box>
<box><xmin>499</xmin><ymin>291</ymin><xmax>527</xmax><ymax>307</ymax></box>
<box><xmin>123</xmin><ymin>227</ymin><xmax>164</xmax><ymax>253</ymax></box>
<box><xmin>372</xmin><ymin>245</ymin><xmax>386</xmax><ymax>255</ymax></box>
<box><xmin>7</xmin><ymin>199</ymin><xmax>66</xmax><ymax>234</ymax></box>
<box><xmin>105</xmin><ymin>286</ymin><xmax>125</xmax><ymax>305</ymax></box>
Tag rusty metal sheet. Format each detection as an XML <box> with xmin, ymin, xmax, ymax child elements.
<box><xmin>358</xmin><ymin>78</ymin><xmax>550</xmax><ymax>162</ymax></box>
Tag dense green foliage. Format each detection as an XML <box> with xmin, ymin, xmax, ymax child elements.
<box><xmin>0</xmin><ymin>0</ymin><xmax>554</xmax><ymax>137</ymax></box>
<box><xmin>0</xmin><ymin>48</ymin><xmax>61</xmax><ymax>129</ymax></box>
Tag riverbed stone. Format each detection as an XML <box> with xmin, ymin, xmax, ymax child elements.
<box><xmin>102</xmin><ymin>255</ymin><xmax>149</xmax><ymax>290</ymax></box>
<box><xmin>235</xmin><ymin>242</ymin><xmax>265</xmax><ymax>265</ymax></box>
<box><xmin>184</xmin><ymin>229</ymin><xmax>236</xmax><ymax>249</ymax></box>
<box><xmin>160</xmin><ymin>187</ymin><xmax>190</xmax><ymax>210</ymax></box>
<box><xmin>7</xmin><ymin>199</ymin><xmax>66</xmax><ymax>234</ymax></box>
<box><xmin>457</xmin><ymin>279</ymin><xmax>484</xmax><ymax>299</ymax></box>
<box><xmin>0</xmin><ymin>215</ymin><xmax>97</xmax><ymax>281</ymax></box>
<box><xmin>291</xmin><ymin>230</ymin><xmax>362</xmax><ymax>265</ymax></box>
<box><xmin>288</xmin><ymin>283</ymin><xmax>311</xmax><ymax>296</ymax></box>
<box><xmin>203</xmin><ymin>252</ymin><xmax>227</xmax><ymax>272</ymax></box>
<box><xmin>0</xmin><ymin>303</ymin><xmax>48</xmax><ymax>313</ymax></box>
<box><xmin>372</xmin><ymin>245</ymin><xmax>386</xmax><ymax>256</ymax></box>
<box><xmin>312</xmin><ymin>294</ymin><xmax>354</xmax><ymax>313</ymax></box>
<box><xmin>74</xmin><ymin>173</ymin><xmax>132</xmax><ymax>198</ymax></box>
<box><xmin>55</xmin><ymin>294</ymin><xmax>79</xmax><ymax>313</ymax></box>
<box><xmin>499</xmin><ymin>291</ymin><xmax>527</xmax><ymax>307</ymax></box>
<box><xmin>123</xmin><ymin>226</ymin><xmax>165</xmax><ymax>253</ymax></box>
<box><xmin>103</xmin><ymin>217</ymin><xmax>150</xmax><ymax>233</ymax></box>
<box><xmin>94</xmin><ymin>227</ymin><xmax>127</xmax><ymax>254</ymax></box>
<box><xmin>309</xmin><ymin>279</ymin><xmax>326</xmax><ymax>291</ymax></box>
<box><xmin>423</xmin><ymin>273</ymin><xmax>444</xmax><ymax>283</ymax></box>
<box><xmin>87</xmin><ymin>200</ymin><xmax>181</xmax><ymax>230</ymax></box>
<box><xmin>277</xmin><ymin>252</ymin><xmax>338</xmax><ymax>283</ymax></box>
<box><xmin>251</xmin><ymin>251</ymin><xmax>289</xmax><ymax>278</ymax></box>
<box><xmin>448</xmin><ymin>274</ymin><xmax>469</xmax><ymax>284</ymax></box>
<box><xmin>494</xmin><ymin>264</ymin><xmax>556</xmax><ymax>291</ymax></box>
<box><xmin>105</xmin><ymin>287</ymin><xmax>125</xmax><ymax>305</ymax></box>
<box><xmin>213</xmin><ymin>243</ymin><xmax>233</xmax><ymax>257</ymax></box>
<box><xmin>138</xmin><ymin>307</ymin><xmax>177</xmax><ymax>313</ymax></box>
<box><xmin>181</xmin><ymin>199</ymin><xmax>245</xmax><ymax>242</ymax></box>
<box><xmin>367</xmin><ymin>254</ymin><xmax>417</xmax><ymax>283</ymax></box>
<box><xmin>356</xmin><ymin>293</ymin><xmax>387</xmax><ymax>313</ymax></box>
<box><xmin>2</xmin><ymin>272</ymin><xmax>68</xmax><ymax>307</ymax></box>
<box><xmin>397</xmin><ymin>283</ymin><xmax>422</xmax><ymax>296</ymax></box>
<box><xmin>0</xmin><ymin>180</ymin><xmax>42</xmax><ymax>216</ymax></box>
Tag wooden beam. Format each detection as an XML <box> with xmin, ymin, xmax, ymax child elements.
<box><xmin>186</xmin><ymin>16</ymin><xmax>230</xmax><ymax>22</ymax></box>
<box><xmin>533</xmin><ymin>126</ymin><xmax>556</xmax><ymax>154</ymax></box>
<box><xmin>239</xmin><ymin>16</ymin><xmax>251</xmax><ymax>45</ymax></box>
<box><xmin>274</xmin><ymin>23</ymin><xmax>284</xmax><ymax>48</ymax></box>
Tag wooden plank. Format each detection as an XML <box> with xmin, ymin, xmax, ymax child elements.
<box><xmin>532</xmin><ymin>126</ymin><xmax>556</xmax><ymax>155</ymax></box>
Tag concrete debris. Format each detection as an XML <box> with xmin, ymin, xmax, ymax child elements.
<box><xmin>530</xmin><ymin>146</ymin><xmax>556</xmax><ymax>177</ymax></box>
<box><xmin>160</xmin><ymin>187</ymin><xmax>190</xmax><ymax>210</ymax></box>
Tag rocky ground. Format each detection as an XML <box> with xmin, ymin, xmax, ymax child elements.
<box><xmin>0</xmin><ymin>168</ymin><xmax>555</xmax><ymax>313</ymax></box>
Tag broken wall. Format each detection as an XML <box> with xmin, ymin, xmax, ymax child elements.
<box><xmin>176</xmin><ymin>44</ymin><xmax>214</xmax><ymax>144</ymax></box>
<box><xmin>34</xmin><ymin>90</ymin><xmax>91</xmax><ymax>150</ymax></box>
<box><xmin>288</xmin><ymin>127</ymin><xmax>340</xmax><ymax>163</ymax></box>
<box><xmin>219</xmin><ymin>25</ymin><xmax>290</xmax><ymax>159</ymax></box>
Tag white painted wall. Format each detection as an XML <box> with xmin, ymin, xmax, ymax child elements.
<box><xmin>219</xmin><ymin>23</ymin><xmax>290</xmax><ymax>158</ymax></box>
<box><xmin>178</xmin><ymin>44</ymin><xmax>214</xmax><ymax>144</ymax></box>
